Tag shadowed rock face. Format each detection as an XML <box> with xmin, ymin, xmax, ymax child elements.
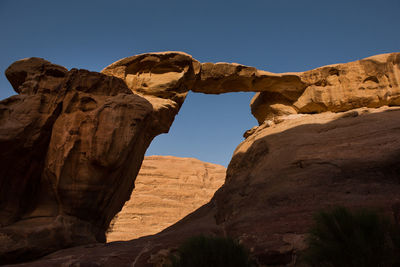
<box><xmin>216</xmin><ymin>107</ymin><xmax>400</xmax><ymax>265</ymax></box>
<box><xmin>2</xmin><ymin>51</ymin><xmax>400</xmax><ymax>266</ymax></box>
<box><xmin>0</xmin><ymin>55</ymin><xmax>191</xmax><ymax>264</ymax></box>
<box><xmin>192</xmin><ymin>62</ymin><xmax>305</xmax><ymax>96</ymax></box>
<box><xmin>10</xmin><ymin>107</ymin><xmax>400</xmax><ymax>267</ymax></box>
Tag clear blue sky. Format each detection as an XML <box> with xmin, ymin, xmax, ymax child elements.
<box><xmin>1</xmin><ymin>0</ymin><xmax>399</xmax><ymax>166</ymax></box>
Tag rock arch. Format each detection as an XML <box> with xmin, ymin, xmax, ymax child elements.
<box><xmin>0</xmin><ymin>51</ymin><xmax>399</xmax><ymax>264</ymax></box>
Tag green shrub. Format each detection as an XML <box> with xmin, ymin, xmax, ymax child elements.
<box><xmin>166</xmin><ymin>235</ymin><xmax>256</xmax><ymax>267</ymax></box>
<box><xmin>302</xmin><ymin>206</ymin><xmax>400</xmax><ymax>267</ymax></box>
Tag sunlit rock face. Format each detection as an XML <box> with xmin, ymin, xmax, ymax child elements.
<box><xmin>101</xmin><ymin>51</ymin><xmax>201</xmax><ymax>106</ymax></box>
<box><xmin>251</xmin><ymin>53</ymin><xmax>400</xmax><ymax>124</ymax></box>
<box><xmin>102</xmin><ymin>51</ymin><xmax>400</xmax><ymax>125</ymax></box>
<box><xmin>106</xmin><ymin>155</ymin><xmax>226</xmax><ymax>242</ymax></box>
<box><xmin>2</xmin><ymin>52</ymin><xmax>400</xmax><ymax>266</ymax></box>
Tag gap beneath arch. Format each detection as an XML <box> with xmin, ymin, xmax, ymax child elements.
<box><xmin>145</xmin><ymin>91</ymin><xmax>258</xmax><ymax>167</ymax></box>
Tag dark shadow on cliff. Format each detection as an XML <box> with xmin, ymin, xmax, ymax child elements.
<box><xmin>13</xmin><ymin>108</ymin><xmax>400</xmax><ymax>266</ymax></box>
<box><xmin>0</xmin><ymin>62</ymin><xmax>161</xmax><ymax>265</ymax></box>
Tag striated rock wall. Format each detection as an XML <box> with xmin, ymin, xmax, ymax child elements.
<box><xmin>106</xmin><ymin>155</ymin><xmax>225</xmax><ymax>242</ymax></box>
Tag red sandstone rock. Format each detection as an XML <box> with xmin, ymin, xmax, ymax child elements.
<box><xmin>2</xmin><ymin>52</ymin><xmax>400</xmax><ymax>266</ymax></box>
<box><xmin>251</xmin><ymin>53</ymin><xmax>400</xmax><ymax>123</ymax></box>
<box><xmin>12</xmin><ymin>106</ymin><xmax>400</xmax><ymax>267</ymax></box>
<box><xmin>0</xmin><ymin>56</ymin><xmax>189</xmax><ymax>264</ymax></box>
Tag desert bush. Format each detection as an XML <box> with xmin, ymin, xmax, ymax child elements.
<box><xmin>166</xmin><ymin>235</ymin><xmax>256</xmax><ymax>267</ymax></box>
<box><xmin>302</xmin><ymin>206</ymin><xmax>400</xmax><ymax>267</ymax></box>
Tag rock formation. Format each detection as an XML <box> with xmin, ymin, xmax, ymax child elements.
<box><xmin>106</xmin><ymin>155</ymin><xmax>225</xmax><ymax>242</ymax></box>
<box><xmin>1</xmin><ymin>51</ymin><xmax>400</xmax><ymax>266</ymax></box>
<box><xmin>251</xmin><ymin>53</ymin><xmax>400</xmax><ymax>124</ymax></box>
<box><xmin>216</xmin><ymin>106</ymin><xmax>400</xmax><ymax>265</ymax></box>
<box><xmin>0</xmin><ymin>53</ymin><xmax>197</xmax><ymax>264</ymax></box>
<box><xmin>101</xmin><ymin>51</ymin><xmax>200</xmax><ymax>106</ymax></box>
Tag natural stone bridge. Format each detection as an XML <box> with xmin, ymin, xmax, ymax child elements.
<box><xmin>0</xmin><ymin>51</ymin><xmax>399</xmax><ymax>264</ymax></box>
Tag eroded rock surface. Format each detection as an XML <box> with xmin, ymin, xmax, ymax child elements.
<box><xmin>216</xmin><ymin>106</ymin><xmax>400</xmax><ymax>265</ymax></box>
<box><xmin>251</xmin><ymin>53</ymin><xmax>400</xmax><ymax>123</ymax></box>
<box><xmin>101</xmin><ymin>51</ymin><xmax>200</xmax><ymax>106</ymax></box>
<box><xmin>10</xmin><ymin>106</ymin><xmax>400</xmax><ymax>267</ymax></box>
<box><xmin>2</xmin><ymin>51</ymin><xmax>400</xmax><ymax>266</ymax></box>
<box><xmin>106</xmin><ymin>155</ymin><xmax>225</xmax><ymax>242</ymax></box>
<box><xmin>0</xmin><ymin>54</ymin><xmax>193</xmax><ymax>264</ymax></box>
<box><xmin>192</xmin><ymin>62</ymin><xmax>305</xmax><ymax>96</ymax></box>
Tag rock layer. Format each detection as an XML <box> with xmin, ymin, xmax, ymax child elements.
<box><xmin>106</xmin><ymin>155</ymin><xmax>225</xmax><ymax>242</ymax></box>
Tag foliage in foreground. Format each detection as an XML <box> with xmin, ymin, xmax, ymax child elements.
<box><xmin>302</xmin><ymin>206</ymin><xmax>400</xmax><ymax>267</ymax></box>
<box><xmin>165</xmin><ymin>235</ymin><xmax>257</xmax><ymax>267</ymax></box>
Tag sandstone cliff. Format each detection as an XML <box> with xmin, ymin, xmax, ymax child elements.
<box><xmin>0</xmin><ymin>53</ymin><xmax>197</xmax><ymax>264</ymax></box>
<box><xmin>13</xmin><ymin>107</ymin><xmax>400</xmax><ymax>267</ymax></box>
<box><xmin>106</xmin><ymin>155</ymin><xmax>225</xmax><ymax>242</ymax></box>
<box><xmin>2</xmin><ymin>52</ymin><xmax>400</xmax><ymax>266</ymax></box>
<box><xmin>216</xmin><ymin>106</ymin><xmax>400</xmax><ymax>265</ymax></box>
